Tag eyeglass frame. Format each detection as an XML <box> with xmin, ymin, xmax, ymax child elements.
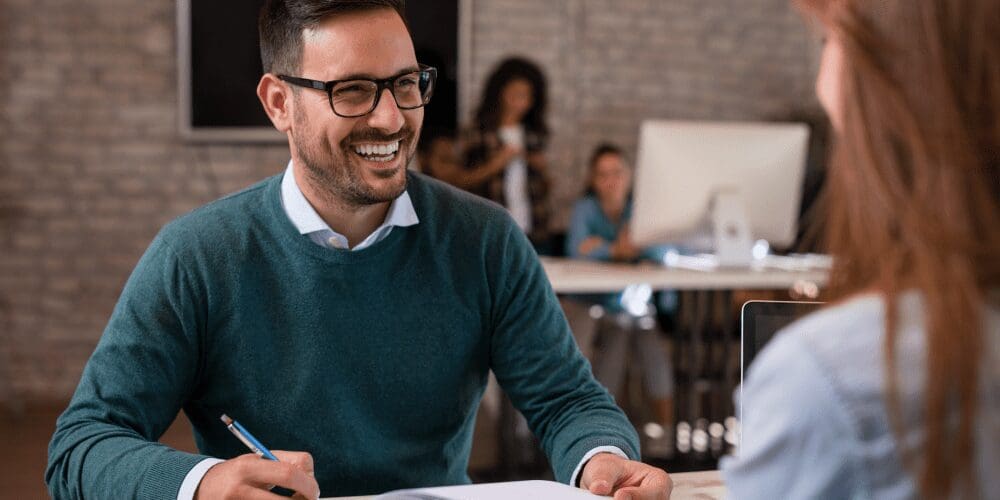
<box><xmin>277</xmin><ymin>64</ymin><xmax>437</xmax><ymax>118</ymax></box>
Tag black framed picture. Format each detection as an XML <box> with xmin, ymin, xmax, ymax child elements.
<box><xmin>177</xmin><ymin>0</ymin><xmax>462</xmax><ymax>142</ymax></box>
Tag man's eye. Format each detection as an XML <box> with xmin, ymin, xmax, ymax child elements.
<box><xmin>396</xmin><ymin>76</ymin><xmax>418</xmax><ymax>88</ymax></box>
<box><xmin>336</xmin><ymin>84</ymin><xmax>368</xmax><ymax>94</ymax></box>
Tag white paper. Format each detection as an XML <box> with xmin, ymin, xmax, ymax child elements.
<box><xmin>365</xmin><ymin>480</ymin><xmax>604</xmax><ymax>500</ymax></box>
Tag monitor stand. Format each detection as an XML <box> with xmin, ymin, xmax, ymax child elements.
<box><xmin>711</xmin><ymin>189</ymin><xmax>753</xmax><ymax>267</ymax></box>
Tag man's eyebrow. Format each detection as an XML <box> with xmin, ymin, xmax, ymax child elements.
<box><xmin>333</xmin><ymin>66</ymin><xmax>421</xmax><ymax>81</ymax></box>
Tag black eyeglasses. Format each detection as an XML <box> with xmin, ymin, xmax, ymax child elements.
<box><xmin>278</xmin><ymin>65</ymin><xmax>437</xmax><ymax>118</ymax></box>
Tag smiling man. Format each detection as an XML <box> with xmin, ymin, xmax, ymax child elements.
<box><xmin>45</xmin><ymin>1</ymin><xmax>671</xmax><ymax>499</ymax></box>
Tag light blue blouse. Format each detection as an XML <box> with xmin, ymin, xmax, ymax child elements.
<box><xmin>721</xmin><ymin>293</ymin><xmax>1000</xmax><ymax>499</ymax></box>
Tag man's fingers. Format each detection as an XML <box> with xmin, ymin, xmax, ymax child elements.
<box><xmin>613</xmin><ymin>486</ymin><xmax>639</xmax><ymax>500</ymax></box>
<box><xmin>580</xmin><ymin>454</ymin><xmax>624</xmax><ymax>493</ymax></box>
<box><xmin>614</xmin><ymin>486</ymin><xmax>667</xmax><ymax>500</ymax></box>
<box><xmin>614</xmin><ymin>466</ymin><xmax>672</xmax><ymax>500</ymax></box>
<box><xmin>589</xmin><ymin>479</ymin><xmax>613</xmax><ymax>496</ymax></box>
<box><xmin>195</xmin><ymin>453</ymin><xmax>320</xmax><ymax>500</ymax></box>
<box><xmin>233</xmin><ymin>485</ymin><xmax>292</xmax><ymax>500</ymax></box>
<box><xmin>581</xmin><ymin>455</ymin><xmax>673</xmax><ymax>500</ymax></box>
<box><xmin>273</xmin><ymin>450</ymin><xmax>315</xmax><ymax>475</ymax></box>
<box><xmin>237</xmin><ymin>457</ymin><xmax>320</xmax><ymax>500</ymax></box>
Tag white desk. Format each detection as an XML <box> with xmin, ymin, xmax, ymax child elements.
<box><xmin>541</xmin><ymin>256</ymin><xmax>828</xmax><ymax>293</ymax></box>
<box><xmin>328</xmin><ymin>470</ymin><xmax>725</xmax><ymax>499</ymax></box>
<box><xmin>665</xmin><ymin>470</ymin><xmax>726</xmax><ymax>499</ymax></box>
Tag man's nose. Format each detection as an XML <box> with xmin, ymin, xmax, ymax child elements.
<box><xmin>366</xmin><ymin>88</ymin><xmax>405</xmax><ymax>133</ymax></box>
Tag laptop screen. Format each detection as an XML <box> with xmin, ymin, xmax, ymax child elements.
<box><xmin>741</xmin><ymin>300</ymin><xmax>823</xmax><ymax>370</ymax></box>
<box><xmin>739</xmin><ymin>300</ymin><xmax>823</xmax><ymax>425</ymax></box>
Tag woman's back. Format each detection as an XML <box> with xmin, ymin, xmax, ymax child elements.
<box><xmin>721</xmin><ymin>294</ymin><xmax>1000</xmax><ymax>499</ymax></box>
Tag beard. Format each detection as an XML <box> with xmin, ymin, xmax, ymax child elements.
<box><xmin>291</xmin><ymin>101</ymin><xmax>417</xmax><ymax>208</ymax></box>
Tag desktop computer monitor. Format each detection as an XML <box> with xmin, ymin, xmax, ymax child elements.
<box><xmin>632</xmin><ymin>120</ymin><xmax>810</xmax><ymax>266</ymax></box>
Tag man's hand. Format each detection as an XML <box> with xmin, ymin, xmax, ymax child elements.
<box><xmin>195</xmin><ymin>451</ymin><xmax>320</xmax><ymax>500</ymax></box>
<box><xmin>580</xmin><ymin>453</ymin><xmax>672</xmax><ymax>500</ymax></box>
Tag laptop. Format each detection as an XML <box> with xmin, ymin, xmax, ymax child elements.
<box><xmin>738</xmin><ymin>300</ymin><xmax>823</xmax><ymax>426</ymax></box>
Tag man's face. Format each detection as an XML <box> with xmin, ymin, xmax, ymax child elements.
<box><xmin>290</xmin><ymin>9</ymin><xmax>422</xmax><ymax>207</ymax></box>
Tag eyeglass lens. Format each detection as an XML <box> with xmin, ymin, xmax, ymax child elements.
<box><xmin>330</xmin><ymin>71</ymin><xmax>433</xmax><ymax>117</ymax></box>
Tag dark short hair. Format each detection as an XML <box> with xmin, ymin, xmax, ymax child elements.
<box><xmin>259</xmin><ymin>0</ymin><xmax>407</xmax><ymax>74</ymax></box>
<box><xmin>588</xmin><ymin>142</ymin><xmax>625</xmax><ymax>169</ymax></box>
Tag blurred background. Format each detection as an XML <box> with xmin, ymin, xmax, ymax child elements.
<box><xmin>0</xmin><ymin>0</ymin><xmax>827</xmax><ymax>496</ymax></box>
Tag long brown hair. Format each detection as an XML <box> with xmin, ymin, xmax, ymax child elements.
<box><xmin>796</xmin><ymin>0</ymin><xmax>1000</xmax><ymax>497</ymax></box>
<box><xmin>474</xmin><ymin>57</ymin><xmax>550</xmax><ymax>138</ymax></box>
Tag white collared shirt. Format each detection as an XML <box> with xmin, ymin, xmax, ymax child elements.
<box><xmin>280</xmin><ymin>161</ymin><xmax>419</xmax><ymax>250</ymax></box>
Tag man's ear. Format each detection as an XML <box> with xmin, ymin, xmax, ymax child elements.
<box><xmin>258</xmin><ymin>73</ymin><xmax>293</xmax><ymax>133</ymax></box>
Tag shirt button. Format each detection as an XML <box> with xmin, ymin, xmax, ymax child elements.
<box><xmin>327</xmin><ymin>237</ymin><xmax>346</xmax><ymax>249</ymax></box>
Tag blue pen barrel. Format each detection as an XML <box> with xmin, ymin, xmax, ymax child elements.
<box><xmin>231</xmin><ymin>420</ymin><xmax>280</xmax><ymax>461</ymax></box>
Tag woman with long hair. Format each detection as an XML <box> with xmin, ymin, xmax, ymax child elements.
<box><xmin>458</xmin><ymin>57</ymin><xmax>552</xmax><ymax>251</ymax></box>
<box><xmin>721</xmin><ymin>1</ymin><xmax>999</xmax><ymax>498</ymax></box>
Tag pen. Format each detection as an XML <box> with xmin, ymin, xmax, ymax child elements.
<box><xmin>220</xmin><ymin>414</ymin><xmax>279</xmax><ymax>461</ymax></box>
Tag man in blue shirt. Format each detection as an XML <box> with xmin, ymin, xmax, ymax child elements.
<box><xmin>46</xmin><ymin>1</ymin><xmax>672</xmax><ymax>499</ymax></box>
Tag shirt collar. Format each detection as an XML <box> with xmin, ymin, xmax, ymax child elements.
<box><xmin>280</xmin><ymin>160</ymin><xmax>419</xmax><ymax>237</ymax></box>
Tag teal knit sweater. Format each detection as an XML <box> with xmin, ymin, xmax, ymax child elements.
<box><xmin>46</xmin><ymin>172</ymin><xmax>639</xmax><ymax>498</ymax></box>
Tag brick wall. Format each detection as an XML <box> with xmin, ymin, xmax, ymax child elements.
<box><xmin>0</xmin><ymin>0</ymin><xmax>290</xmax><ymax>403</ymax></box>
<box><xmin>0</xmin><ymin>0</ymin><xmax>822</xmax><ymax>403</ymax></box>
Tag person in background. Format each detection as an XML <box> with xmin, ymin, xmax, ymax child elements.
<box><xmin>567</xmin><ymin>144</ymin><xmax>648</xmax><ymax>262</ymax></box>
<box><xmin>566</xmin><ymin>143</ymin><xmax>677</xmax><ymax>456</ymax></box>
<box><xmin>460</xmin><ymin>57</ymin><xmax>552</xmax><ymax>253</ymax></box>
<box><xmin>722</xmin><ymin>0</ymin><xmax>999</xmax><ymax>498</ymax></box>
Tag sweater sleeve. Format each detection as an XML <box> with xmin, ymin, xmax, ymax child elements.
<box><xmin>487</xmin><ymin>220</ymin><xmax>640</xmax><ymax>484</ymax></box>
<box><xmin>46</xmin><ymin>232</ymin><xmax>215</xmax><ymax>500</ymax></box>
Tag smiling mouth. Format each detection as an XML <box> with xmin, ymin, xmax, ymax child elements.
<box><xmin>352</xmin><ymin>140</ymin><xmax>402</xmax><ymax>163</ymax></box>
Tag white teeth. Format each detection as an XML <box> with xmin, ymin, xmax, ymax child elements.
<box><xmin>353</xmin><ymin>141</ymin><xmax>400</xmax><ymax>157</ymax></box>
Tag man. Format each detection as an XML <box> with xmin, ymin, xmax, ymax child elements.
<box><xmin>46</xmin><ymin>1</ymin><xmax>672</xmax><ymax>498</ymax></box>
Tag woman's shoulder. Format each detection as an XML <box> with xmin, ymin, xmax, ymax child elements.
<box><xmin>738</xmin><ymin>293</ymin><xmax>999</xmax><ymax>497</ymax></box>
<box><xmin>781</xmin><ymin>294</ymin><xmax>889</xmax><ymax>349</ymax></box>
<box><xmin>747</xmin><ymin>294</ymin><xmax>896</xmax><ymax>420</ymax></box>
<box><xmin>760</xmin><ymin>294</ymin><xmax>892</xmax><ymax>378</ymax></box>
<box><xmin>750</xmin><ymin>293</ymin><xmax>943</xmax><ymax>445</ymax></box>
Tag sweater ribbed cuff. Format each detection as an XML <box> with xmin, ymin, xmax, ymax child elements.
<box><xmin>557</xmin><ymin>436</ymin><xmax>640</xmax><ymax>485</ymax></box>
<box><xmin>137</xmin><ymin>449</ymin><xmax>215</xmax><ymax>500</ymax></box>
